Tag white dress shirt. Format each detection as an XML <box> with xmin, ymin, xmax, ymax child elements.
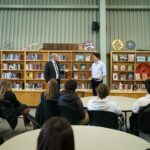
<box><xmin>131</xmin><ymin>94</ymin><xmax>150</xmax><ymax>113</ymax></box>
<box><xmin>87</xmin><ymin>97</ymin><xmax>122</xmax><ymax>115</ymax></box>
<box><xmin>91</xmin><ymin>60</ymin><xmax>106</xmax><ymax>79</ymax></box>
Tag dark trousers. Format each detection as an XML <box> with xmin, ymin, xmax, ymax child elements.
<box><xmin>16</xmin><ymin>104</ymin><xmax>30</xmax><ymax>124</ymax></box>
<box><xmin>91</xmin><ymin>79</ymin><xmax>103</xmax><ymax>96</ymax></box>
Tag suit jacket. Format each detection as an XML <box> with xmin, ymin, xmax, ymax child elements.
<box><xmin>44</xmin><ymin>61</ymin><xmax>60</xmax><ymax>83</ymax></box>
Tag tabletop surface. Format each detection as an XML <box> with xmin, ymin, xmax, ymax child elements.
<box><xmin>1</xmin><ymin>126</ymin><xmax>150</xmax><ymax>150</ymax></box>
<box><xmin>81</xmin><ymin>96</ymin><xmax>137</xmax><ymax>111</ymax></box>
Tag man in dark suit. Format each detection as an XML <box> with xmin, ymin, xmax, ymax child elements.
<box><xmin>44</xmin><ymin>53</ymin><xmax>61</xmax><ymax>89</ymax></box>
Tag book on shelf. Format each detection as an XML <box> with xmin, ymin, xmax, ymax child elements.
<box><xmin>80</xmin><ymin>64</ymin><xmax>86</xmax><ymax>71</ymax></box>
<box><xmin>72</xmin><ymin>64</ymin><xmax>78</xmax><ymax>71</ymax></box>
<box><xmin>80</xmin><ymin>73</ymin><xmax>86</xmax><ymax>79</ymax></box>
<box><xmin>128</xmin><ymin>54</ymin><xmax>135</xmax><ymax>62</ymax></box>
<box><xmin>147</xmin><ymin>56</ymin><xmax>150</xmax><ymax>62</ymax></box>
<box><xmin>85</xmin><ymin>54</ymin><xmax>91</xmax><ymax>61</ymax></box>
<box><xmin>127</xmin><ymin>64</ymin><xmax>133</xmax><ymax>71</ymax></box>
<box><xmin>141</xmin><ymin>73</ymin><xmax>147</xmax><ymax>80</ymax></box>
<box><xmin>26</xmin><ymin>72</ymin><xmax>33</xmax><ymax>79</ymax></box>
<box><xmin>112</xmin><ymin>54</ymin><xmax>118</xmax><ymax>61</ymax></box>
<box><xmin>120</xmin><ymin>65</ymin><xmax>126</xmax><ymax>71</ymax></box>
<box><xmin>119</xmin><ymin>54</ymin><xmax>127</xmax><ymax>61</ymax></box>
<box><xmin>112</xmin><ymin>83</ymin><xmax>119</xmax><ymax>90</ymax></box>
<box><xmin>119</xmin><ymin>83</ymin><xmax>133</xmax><ymax>90</ymax></box>
<box><xmin>113</xmin><ymin>73</ymin><xmax>118</xmax><ymax>80</ymax></box>
<box><xmin>135</xmin><ymin>73</ymin><xmax>141</xmax><ymax>80</ymax></box>
<box><xmin>113</xmin><ymin>65</ymin><xmax>118</xmax><ymax>71</ymax></box>
<box><xmin>72</xmin><ymin>72</ymin><xmax>78</xmax><ymax>79</ymax></box>
<box><xmin>120</xmin><ymin>73</ymin><xmax>126</xmax><ymax>80</ymax></box>
<box><xmin>134</xmin><ymin>84</ymin><xmax>145</xmax><ymax>91</ymax></box>
<box><xmin>136</xmin><ymin>55</ymin><xmax>146</xmax><ymax>62</ymax></box>
<box><xmin>75</xmin><ymin>54</ymin><xmax>85</xmax><ymax>61</ymax></box>
<box><xmin>60</xmin><ymin>64</ymin><xmax>67</xmax><ymax>71</ymax></box>
<box><xmin>127</xmin><ymin>72</ymin><xmax>134</xmax><ymax>80</ymax></box>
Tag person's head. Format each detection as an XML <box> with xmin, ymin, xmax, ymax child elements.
<box><xmin>64</xmin><ymin>79</ymin><xmax>77</xmax><ymax>92</ymax></box>
<box><xmin>0</xmin><ymin>79</ymin><xmax>12</xmax><ymax>100</ymax></box>
<box><xmin>45</xmin><ymin>79</ymin><xmax>59</xmax><ymax>100</ymax></box>
<box><xmin>37</xmin><ymin>117</ymin><xmax>75</xmax><ymax>150</ymax></box>
<box><xmin>145</xmin><ymin>79</ymin><xmax>150</xmax><ymax>94</ymax></box>
<box><xmin>51</xmin><ymin>53</ymin><xmax>59</xmax><ymax>62</ymax></box>
<box><xmin>97</xmin><ymin>83</ymin><xmax>109</xmax><ymax>99</ymax></box>
<box><xmin>93</xmin><ymin>52</ymin><xmax>100</xmax><ymax>62</ymax></box>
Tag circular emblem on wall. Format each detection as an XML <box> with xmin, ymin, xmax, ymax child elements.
<box><xmin>112</xmin><ymin>39</ymin><xmax>123</xmax><ymax>51</ymax></box>
<box><xmin>126</xmin><ymin>40</ymin><xmax>136</xmax><ymax>49</ymax></box>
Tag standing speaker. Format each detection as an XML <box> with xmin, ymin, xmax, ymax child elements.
<box><xmin>92</xmin><ymin>22</ymin><xmax>99</xmax><ymax>32</ymax></box>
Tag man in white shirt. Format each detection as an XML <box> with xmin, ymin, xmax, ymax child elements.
<box><xmin>87</xmin><ymin>84</ymin><xmax>121</xmax><ymax>115</ymax></box>
<box><xmin>130</xmin><ymin>79</ymin><xmax>150</xmax><ymax>135</ymax></box>
<box><xmin>91</xmin><ymin>52</ymin><xmax>106</xmax><ymax>96</ymax></box>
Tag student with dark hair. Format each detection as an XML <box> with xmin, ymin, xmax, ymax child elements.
<box><xmin>129</xmin><ymin>79</ymin><xmax>150</xmax><ymax>135</ymax></box>
<box><xmin>91</xmin><ymin>52</ymin><xmax>106</xmax><ymax>96</ymax></box>
<box><xmin>87</xmin><ymin>83</ymin><xmax>121</xmax><ymax>115</ymax></box>
<box><xmin>58</xmin><ymin>79</ymin><xmax>89</xmax><ymax>124</ymax></box>
<box><xmin>35</xmin><ymin>79</ymin><xmax>60</xmax><ymax>127</ymax></box>
<box><xmin>37</xmin><ymin>117</ymin><xmax>75</xmax><ymax>150</ymax></box>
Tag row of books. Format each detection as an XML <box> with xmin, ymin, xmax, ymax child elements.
<box><xmin>112</xmin><ymin>54</ymin><xmax>150</xmax><ymax>62</ymax></box>
<box><xmin>2</xmin><ymin>54</ymin><xmax>22</xmax><ymax>60</ymax></box>
<box><xmin>75</xmin><ymin>54</ymin><xmax>91</xmax><ymax>61</ymax></box>
<box><xmin>113</xmin><ymin>64</ymin><xmax>133</xmax><ymax>71</ymax></box>
<box><xmin>112</xmin><ymin>83</ymin><xmax>145</xmax><ymax>91</ymax></box>
<box><xmin>25</xmin><ymin>83</ymin><xmax>43</xmax><ymax>89</ymax></box>
<box><xmin>60</xmin><ymin>83</ymin><xmax>91</xmax><ymax>89</ymax></box>
<box><xmin>26</xmin><ymin>72</ymin><xmax>44</xmax><ymax>79</ymax></box>
<box><xmin>2</xmin><ymin>72</ymin><xmax>21</xmax><ymax>79</ymax></box>
<box><xmin>113</xmin><ymin>72</ymin><xmax>134</xmax><ymax>80</ymax></box>
<box><xmin>59</xmin><ymin>55</ymin><xmax>68</xmax><ymax>61</ymax></box>
<box><xmin>3</xmin><ymin>63</ymin><xmax>21</xmax><ymax>70</ymax></box>
<box><xmin>26</xmin><ymin>54</ymin><xmax>42</xmax><ymax>60</ymax></box>
<box><xmin>113</xmin><ymin>72</ymin><xmax>148</xmax><ymax>81</ymax></box>
<box><xmin>12</xmin><ymin>82</ymin><xmax>23</xmax><ymax>89</ymax></box>
<box><xmin>72</xmin><ymin>72</ymin><xmax>89</xmax><ymax>80</ymax></box>
<box><xmin>26</xmin><ymin>64</ymin><xmax>42</xmax><ymax>70</ymax></box>
<box><xmin>73</xmin><ymin>64</ymin><xmax>91</xmax><ymax>71</ymax></box>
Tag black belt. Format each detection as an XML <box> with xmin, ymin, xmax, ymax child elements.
<box><xmin>92</xmin><ymin>78</ymin><xmax>102</xmax><ymax>81</ymax></box>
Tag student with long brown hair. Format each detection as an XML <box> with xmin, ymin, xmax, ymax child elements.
<box><xmin>35</xmin><ymin>79</ymin><xmax>60</xmax><ymax>127</ymax></box>
<box><xmin>0</xmin><ymin>79</ymin><xmax>30</xmax><ymax>126</ymax></box>
<box><xmin>37</xmin><ymin>117</ymin><xmax>75</xmax><ymax>150</ymax></box>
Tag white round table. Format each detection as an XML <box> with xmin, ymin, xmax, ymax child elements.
<box><xmin>0</xmin><ymin>126</ymin><xmax>150</xmax><ymax>150</ymax></box>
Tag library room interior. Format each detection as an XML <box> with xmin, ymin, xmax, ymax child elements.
<box><xmin>0</xmin><ymin>0</ymin><xmax>150</xmax><ymax>150</ymax></box>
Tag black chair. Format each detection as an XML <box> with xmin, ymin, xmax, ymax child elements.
<box><xmin>139</xmin><ymin>104</ymin><xmax>150</xmax><ymax>134</ymax></box>
<box><xmin>88</xmin><ymin>110</ymin><xmax>120</xmax><ymax>129</ymax></box>
<box><xmin>58</xmin><ymin>105</ymin><xmax>81</xmax><ymax>125</ymax></box>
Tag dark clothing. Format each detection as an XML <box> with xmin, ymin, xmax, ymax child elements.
<box><xmin>91</xmin><ymin>79</ymin><xmax>103</xmax><ymax>96</ymax></box>
<box><xmin>4</xmin><ymin>91</ymin><xmax>30</xmax><ymax>124</ymax></box>
<box><xmin>40</xmin><ymin>91</ymin><xmax>60</xmax><ymax>102</ymax></box>
<box><xmin>58</xmin><ymin>90</ymin><xmax>85</xmax><ymax>120</ymax></box>
<box><xmin>44</xmin><ymin>61</ymin><xmax>60</xmax><ymax>83</ymax></box>
<box><xmin>35</xmin><ymin>100</ymin><xmax>59</xmax><ymax>128</ymax></box>
<box><xmin>0</xmin><ymin>100</ymin><xmax>18</xmax><ymax>129</ymax></box>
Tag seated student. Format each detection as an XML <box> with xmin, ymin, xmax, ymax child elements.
<box><xmin>40</xmin><ymin>79</ymin><xmax>60</xmax><ymax>102</ymax></box>
<box><xmin>0</xmin><ymin>79</ymin><xmax>30</xmax><ymax>127</ymax></box>
<box><xmin>58</xmin><ymin>79</ymin><xmax>89</xmax><ymax>124</ymax></box>
<box><xmin>35</xmin><ymin>79</ymin><xmax>60</xmax><ymax>127</ymax></box>
<box><xmin>37</xmin><ymin>117</ymin><xmax>75</xmax><ymax>150</ymax></box>
<box><xmin>87</xmin><ymin>83</ymin><xmax>122</xmax><ymax>115</ymax></box>
<box><xmin>130</xmin><ymin>79</ymin><xmax>150</xmax><ymax>135</ymax></box>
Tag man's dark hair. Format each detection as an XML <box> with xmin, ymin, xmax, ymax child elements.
<box><xmin>65</xmin><ymin>79</ymin><xmax>77</xmax><ymax>91</ymax></box>
<box><xmin>145</xmin><ymin>79</ymin><xmax>150</xmax><ymax>94</ymax></box>
<box><xmin>93</xmin><ymin>52</ymin><xmax>100</xmax><ymax>59</ymax></box>
<box><xmin>97</xmin><ymin>83</ymin><xmax>109</xmax><ymax>99</ymax></box>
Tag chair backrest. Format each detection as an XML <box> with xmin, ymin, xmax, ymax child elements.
<box><xmin>58</xmin><ymin>105</ymin><xmax>81</xmax><ymax>125</ymax></box>
<box><xmin>139</xmin><ymin>103</ymin><xmax>150</xmax><ymax>134</ymax></box>
<box><xmin>88</xmin><ymin>110</ymin><xmax>119</xmax><ymax>129</ymax></box>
